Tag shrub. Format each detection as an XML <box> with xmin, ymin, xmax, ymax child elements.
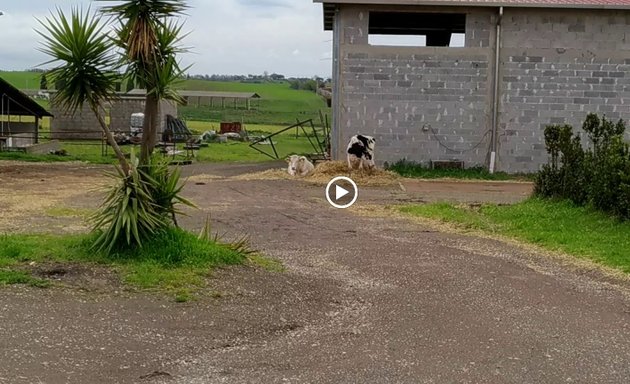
<box><xmin>535</xmin><ymin>113</ymin><xmax>630</xmax><ymax>219</ymax></box>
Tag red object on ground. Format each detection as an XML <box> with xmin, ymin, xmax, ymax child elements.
<box><xmin>220</xmin><ymin>122</ymin><xmax>242</xmax><ymax>134</ymax></box>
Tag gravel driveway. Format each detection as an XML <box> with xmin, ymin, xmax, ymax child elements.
<box><xmin>0</xmin><ymin>162</ymin><xmax>628</xmax><ymax>384</ymax></box>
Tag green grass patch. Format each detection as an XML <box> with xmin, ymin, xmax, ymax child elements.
<box><xmin>0</xmin><ymin>228</ymin><xmax>248</xmax><ymax>299</ymax></box>
<box><xmin>399</xmin><ymin>198</ymin><xmax>630</xmax><ymax>272</ymax></box>
<box><xmin>388</xmin><ymin>160</ymin><xmax>533</xmax><ymax>181</ymax></box>
<box><xmin>0</xmin><ymin>122</ymin><xmax>317</xmax><ymax>164</ymax></box>
<box><xmin>0</xmin><ymin>270</ymin><xmax>50</xmax><ymax>288</ymax></box>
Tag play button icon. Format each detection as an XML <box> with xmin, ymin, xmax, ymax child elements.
<box><xmin>336</xmin><ymin>185</ymin><xmax>350</xmax><ymax>200</ymax></box>
<box><xmin>326</xmin><ymin>176</ymin><xmax>358</xmax><ymax>209</ymax></box>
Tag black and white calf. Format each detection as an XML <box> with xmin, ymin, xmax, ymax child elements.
<box><xmin>346</xmin><ymin>135</ymin><xmax>376</xmax><ymax>171</ymax></box>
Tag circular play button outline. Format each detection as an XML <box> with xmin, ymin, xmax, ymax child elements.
<box><xmin>325</xmin><ymin>176</ymin><xmax>358</xmax><ymax>209</ymax></box>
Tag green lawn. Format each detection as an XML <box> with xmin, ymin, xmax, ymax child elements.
<box><xmin>0</xmin><ymin>229</ymin><xmax>247</xmax><ymax>300</ymax></box>
<box><xmin>0</xmin><ymin>123</ymin><xmax>319</xmax><ymax>164</ymax></box>
<box><xmin>399</xmin><ymin>198</ymin><xmax>630</xmax><ymax>273</ymax></box>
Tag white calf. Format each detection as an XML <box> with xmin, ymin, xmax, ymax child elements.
<box><xmin>286</xmin><ymin>155</ymin><xmax>315</xmax><ymax>177</ymax></box>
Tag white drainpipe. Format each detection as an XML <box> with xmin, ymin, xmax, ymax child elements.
<box><xmin>490</xmin><ymin>6</ymin><xmax>504</xmax><ymax>174</ymax></box>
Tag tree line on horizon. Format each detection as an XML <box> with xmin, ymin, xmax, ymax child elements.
<box><xmin>28</xmin><ymin>69</ymin><xmax>332</xmax><ymax>93</ymax></box>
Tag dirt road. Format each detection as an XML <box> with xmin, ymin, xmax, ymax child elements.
<box><xmin>1</xmin><ymin>162</ymin><xmax>629</xmax><ymax>384</ymax></box>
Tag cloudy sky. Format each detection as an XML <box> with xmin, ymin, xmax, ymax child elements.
<box><xmin>0</xmin><ymin>0</ymin><xmax>333</xmax><ymax>78</ymax></box>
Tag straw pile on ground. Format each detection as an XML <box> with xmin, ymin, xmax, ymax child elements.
<box><xmin>234</xmin><ymin>161</ymin><xmax>400</xmax><ymax>186</ymax></box>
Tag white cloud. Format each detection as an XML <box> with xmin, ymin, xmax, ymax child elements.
<box><xmin>0</xmin><ymin>0</ymin><xmax>332</xmax><ymax>77</ymax></box>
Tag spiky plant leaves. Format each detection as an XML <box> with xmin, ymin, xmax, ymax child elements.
<box><xmin>36</xmin><ymin>7</ymin><xmax>130</xmax><ymax>174</ymax></box>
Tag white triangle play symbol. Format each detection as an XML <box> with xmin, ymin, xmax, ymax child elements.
<box><xmin>335</xmin><ymin>185</ymin><xmax>350</xmax><ymax>200</ymax></box>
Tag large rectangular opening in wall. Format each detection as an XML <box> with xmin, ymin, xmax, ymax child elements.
<box><xmin>368</xmin><ymin>11</ymin><xmax>466</xmax><ymax>47</ymax></box>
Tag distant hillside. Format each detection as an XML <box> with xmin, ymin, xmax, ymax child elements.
<box><xmin>0</xmin><ymin>71</ymin><xmax>330</xmax><ymax>126</ymax></box>
<box><xmin>0</xmin><ymin>71</ymin><xmax>43</xmax><ymax>90</ymax></box>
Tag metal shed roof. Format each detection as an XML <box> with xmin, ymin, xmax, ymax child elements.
<box><xmin>0</xmin><ymin>77</ymin><xmax>53</xmax><ymax>118</ymax></box>
<box><xmin>127</xmin><ymin>89</ymin><xmax>261</xmax><ymax>99</ymax></box>
<box><xmin>316</xmin><ymin>0</ymin><xmax>630</xmax><ymax>30</ymax></box>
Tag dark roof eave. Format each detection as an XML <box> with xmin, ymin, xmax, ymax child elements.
<box><xmin>0</xmin><ymin>77</ymin><xmax>53</xmax><ymax>118</ymax></box>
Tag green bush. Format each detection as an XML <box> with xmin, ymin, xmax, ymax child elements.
<box><xmin>535</xmin><ymin>113</ymin><xmax>630</xmax><ymax>219</ymax></box>
<box><xmin>533</xmin><ymin>164</ymin><xmax>561</xmax><ymax>198</ymax></box>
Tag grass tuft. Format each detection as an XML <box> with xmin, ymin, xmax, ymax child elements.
<box><xmin>0</xmin><ymin>270</ymin><xmax>50</xmax><ymax>288</ymax></box>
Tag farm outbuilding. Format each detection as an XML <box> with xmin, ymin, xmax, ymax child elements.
<box><xmin>127</xmin><ymin>89</ymin><xmax>261</xmax><ymax>109</ymax></box>
<box><xmin>179</xmin><ymin>91</ymin><xmax>261</xmax><ymax>110</ymax></box>
<box><xmin>317</xmin><ymin>0</ymin><xmax>630</xmax><ymax>173</ymax></box>
<box><xmin>50</xmin><ymin>91</ymin><xmax>177</xmax><ymax>140</ymax></box>
<box><xmin>0</xmin><ymin>77</ymin><xmax>53</xmax><ymax>150</ymax></box>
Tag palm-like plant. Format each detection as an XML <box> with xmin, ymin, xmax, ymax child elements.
<box><xmin>98</xmin><ymin>0</ymin><xmax>188</xmax><ymax>164</ymax></box>
<box><xmin>38</xmin><ymin>4</ymin><xmax>193</xmax><ymax>253</ymax></box>
<box><xmin>37</xmin><ymin>7</ymin><xmax>130</xmax><ymax>175</ymax></box>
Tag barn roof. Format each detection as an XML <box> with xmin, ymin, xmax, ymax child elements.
<box><xmin>127</xmin><ymin>89</ymin><xmax>261</xmax><ymax>99</ymax></box>
<box><xmin>316</xmin><ymin>0</ymin><xmax>630</xmax><ymax>30</ymax></box>
<box><xmin>0</xmin><ymin>77</ymin><xmax>53</xmax><ymax>118</ymax></box>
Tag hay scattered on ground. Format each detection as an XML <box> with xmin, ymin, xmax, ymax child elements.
<box><xmin>232</xmin><ymin>169</ymin><xmax>291</xmax><ymax>181</ymax></box>
<box><xmin>0</xmin><ymin>173</ymin><xmax>101</xmax><ymax>233</ymax></box>
<box><xmin>187</xmin><ymin>173</ymin><xmax>226</xmax><ymax>183</ymax></box>
<box><xmin>307</xmin><ymin>161</ymin><xmax>400</xmax><ymax>186</ymax></box>
<box><xmin>234</xmin><ymin>161</ymin><xmax>400</xmax><ymax>186</ymax></box>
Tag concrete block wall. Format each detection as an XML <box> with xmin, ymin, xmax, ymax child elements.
<box><xmin>109</xmin><ymin>98</ymin><xmax>145</xmax><ymax>135</ymax></box>
<box><xmin>51</xmin><ymin>106</ymin><xmax>103</xmax><ymax>140</ymax></box>
<box><xmin>466</xmin><ymin>11</ymin><xmax>494</xmax><ymax>48</ymax></box>
<box><xmin>498</xmin><ymin>8</ymin><xmax>630</xmax><ymax>173</ymax></box>
<box><xmin>336</xmin><ymin>6</ymin><xmax>494</xmax><ymax>167</ymax></box>
<box><xmin>0</xmin><ymin>122</ymin><xmax>36</xmax><ymax>147</ymax></box>
<box><xmin>51</xmin><ymin>97</ymin><xmax>178</xmax><ymax>140</ymax></box>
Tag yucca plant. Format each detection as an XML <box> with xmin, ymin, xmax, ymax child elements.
<box><xmin>39</xmin><ymin>3</ymin><xmax>201</xmax><ymax>255</ymax></box>
<box><xmin>90</xmin><ymin>152</ymin><xmax>164</xmax><ymax>252</ymax></box>
<box><xmin>37</xmin><ymin>7</ymin><xmax>130</xmax><ymax>175</ymax></box>
<box><xmin>91</xmin><ymin>151</ymin><xmax>198</xmax><ymax>252</ymax></box>
<box><xmin>141</xmin><ymin>156</ymin><xmax>196</xmax><ymax>226</ymax></box>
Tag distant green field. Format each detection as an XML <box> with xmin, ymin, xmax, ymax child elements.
<box><xmin>1</xmin><ymin>71</ymin><xmax>330</xmax><ymax>127</ymax></box>
<box><xmin>177</xmin><ymin>79</ymin><xmax>328</xmax><ymax>126</ymax></box>
<box><xmin>0</xmin><ymin>71</ymin><xmax>42</xmax><ymax>90</ymax></box>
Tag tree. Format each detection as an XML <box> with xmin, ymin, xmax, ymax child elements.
<box><xmin>38</xmin><ymin>5</ymin><xmax>192</xmax><ymax>253</ymax></box>
<box><xmin>99</xmin><ymin>0</ymin><xmax>188</xmax><ymax>165</ymax></box>
<box><xmin>38</xmin><ymin>7</ymin><xmax>129</xmax><ymax>175</ymax></box>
